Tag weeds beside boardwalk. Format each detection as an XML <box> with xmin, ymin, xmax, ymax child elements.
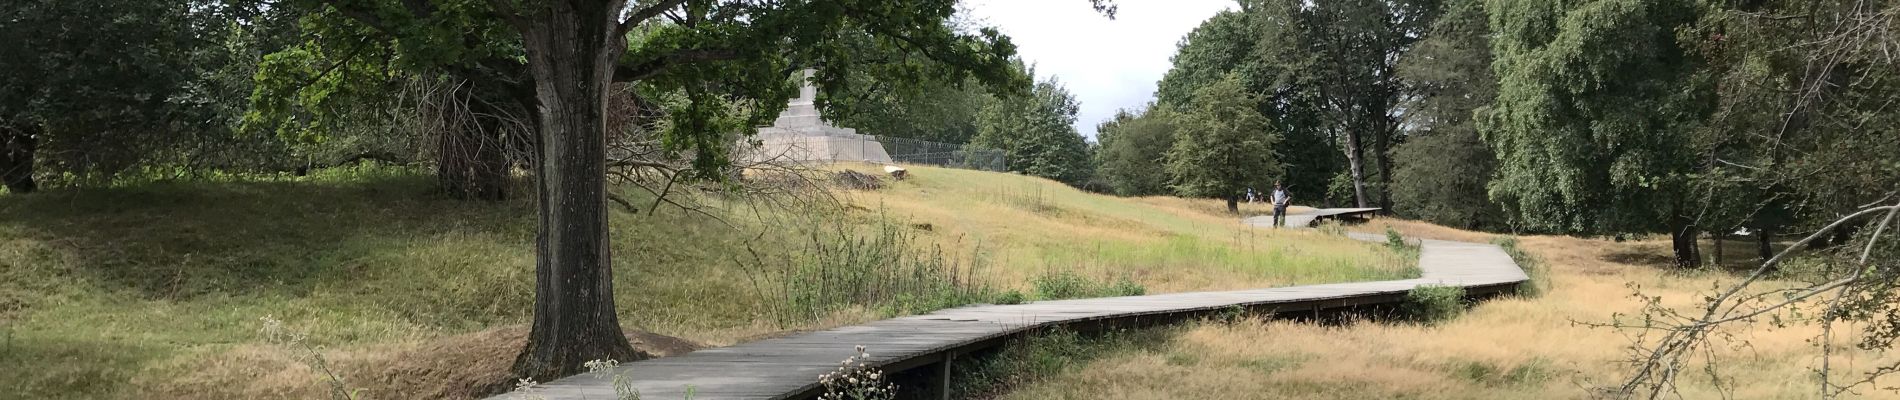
<box><xmin>0</xmin><ymin>164</ymin><xmax>1412</xmax><ymax>399</ymax></box>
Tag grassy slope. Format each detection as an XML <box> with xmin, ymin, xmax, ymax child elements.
<box><xmin>840</xmin><ymin>165</ymin><xmax>1411</xmax><ymax>294</ymax></box>
<box><xmin>0</xmin><ymin>165</ymin><xmax>1410</xmax><ymax>399</ymax></box>
<box><xmin>997</xmin><ymin>220</ymin><xmax>1900</xmax><ymax>400</ymax></box>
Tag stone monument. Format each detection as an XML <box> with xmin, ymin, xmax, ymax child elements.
<box><xmin>746</xmin><ymin>70</ymin><xmax>895</xmax><ymax>164</ymax></box>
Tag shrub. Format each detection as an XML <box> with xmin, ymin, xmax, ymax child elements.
<box><xmin>995</xmin><ymin>290</ymin><xmax>1028</xmax><ymax>305</ymax></box>
<box><xmin>1491</xmin><ymin>236</ymin><xmax>1548</xmax><ymax>297</ymax></box>
<box><xmin>1108</xmin><ymin>276</ymin><xmax>1147</xmax><ymax>296</ymax></box>
<box><xmin>1402</xmin><ymin>285</ymin><xmax>1466</xmax><ymax>325</ymax></box>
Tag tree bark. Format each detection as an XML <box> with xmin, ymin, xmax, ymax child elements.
<box><xmin>1670</xmin><ymin>222</ymin><xmax>1702</xmax><ymax>269</ymax></box>
<box><xmin>509</xmin><ymin>0</ymin><xmax>640</xmax><ymax>380</ymax></box>
<box><xmin>1756</xmin><ymin>226</ymin><xmax>1773</xmax><ymax>261</ymax></box>
<box><xmin>1372</xmin><ymin>111</ymin><xmax>1393</xmax><ymax>212</ymax></box>
<box><xmin>439</xmin><ymin>82</ymin><xmax>512</xmax><ymax>201</ymax></box>
<box><xmin>1711</xmin><ymin>231</ymin><xmax>1724</xmax><ymax>266</ymax></box>
<box><xmin>2</xmin><ymin>124</ymin><xmax>39</xmax><ymax>194</ymax></box>
<box><xmin>1342</xmin><ymin>128</ymin><xmax>1368</xmax><ymax>208</ymax></box>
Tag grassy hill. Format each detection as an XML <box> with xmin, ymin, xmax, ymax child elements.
<box><xmin>0</xmin><ymin>164</ymin><xmax>1411</xmax><ymax>399</ymax></box>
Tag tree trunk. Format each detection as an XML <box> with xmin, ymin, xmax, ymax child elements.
<box><xmin>509</xmin><ymin>0</ymin><xmax>640</xmax><ymax>381</ymax></box>
<box><xmin>1711</xmin><ymin>231</ymin><xmax>1724</xmax><ymax>266</ymax></box>
<box><xmin>1342</xmin><ymin>128</ymin><xmax>1368</xmax><ymax>208</ymax></box>
<box><xmin>1757</xmin><ymin>226</ymin><xmax>1773</xmax><ymax>261</ymax></box>
<box><xmin>1670</xmin><ymin>222</ymin><xmax>1702</xmax><ymax>269</ymax></box>
<box><xmin>1372</xmin><ymin>114</ymin><xmax>1393</xmax><ymax>212</ymax></box>
<box><xmin>1226</xmin><ymin>195</ymin><xmax>1239</xmax><ymax>214</ymax></box>
<box><xmin>439</xmin><ymin>83</ymin><xmax>512</xmax><ymax>201</ymax></box>
<box><xmin>1</xmin><ymin>124</ymin><xmax>39</xmax><ymax>194</ymax></box>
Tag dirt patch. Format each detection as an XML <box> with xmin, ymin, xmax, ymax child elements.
<box><xmin>139</xmin><ymin>325</ymin><xmax>702</xmax><ymax>400</ymax></box>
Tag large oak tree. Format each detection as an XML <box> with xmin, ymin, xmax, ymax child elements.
<box><xmin>281</xmin><ymin>0</ymin><xmax>1027</xmax><ymax>379</ymax></box>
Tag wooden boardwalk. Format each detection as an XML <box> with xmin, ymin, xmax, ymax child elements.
<box><xmin>1244</xmin><ymin>207</ymin><xmax>1382</xmax><ymax>228</ymax></box>
<box><xmin>498</xmin><ymin>210</ymin><xmax>1526</xmax><ymax>400</ymax></box>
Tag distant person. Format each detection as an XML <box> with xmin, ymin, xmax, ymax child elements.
<box><xmin>1271</xmin><ymin>182</ymin><xmax>1291</xmax><ymax>228</ymax></box>
<box><xmin>1246</xmin><ymin>187</ymin><xmax>1258</xmax><ymax>203</ymax></box>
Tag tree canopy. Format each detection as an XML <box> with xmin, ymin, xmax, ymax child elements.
<box><xmin>973</xmin><ymin>73</ymin><xmax>1094</xmax><ymax>186</ymax></box>
<box><xmin>1390</xmin><ymin>0</ymin><xmax>1505</xmax><ymax>230</ymax></box>
<box><xmin>1095</xmin><ymin>107</ymin><xmax>1178</xmax><ymax>196</ymax></box>
<box><xmin>1166</xmin><ymin>76</ymin><xmax>1280</xmax><ymax>201</ymax></box>
<box><xmin>1483</xmin><ymin>0</ymin><xmax>1714</xmax><ymax>264</ymax></box>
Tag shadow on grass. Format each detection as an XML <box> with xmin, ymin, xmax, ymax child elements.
<box><xmin>0</xmin><ymin>175</ymin><xmax>534</xmax><ymax>302</ymax></box>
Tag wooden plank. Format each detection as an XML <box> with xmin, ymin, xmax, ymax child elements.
<box><xmin>487</xmin><ymin>208</ymin><xmax>1527</xmax><ymax>400</ymax></box>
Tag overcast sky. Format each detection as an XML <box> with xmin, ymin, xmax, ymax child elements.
<box><xmin>963</xmin><ymin>0</ymin><xmax>1236</xmax><ymax>140</ymax></box>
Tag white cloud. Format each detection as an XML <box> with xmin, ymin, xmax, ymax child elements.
<box><xmin>963</xmin><ymin>0</ymin><xmax>1234</xmax><ymax>139</ymax></box>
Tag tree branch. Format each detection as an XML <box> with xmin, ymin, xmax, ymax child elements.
<box><xmin>314</xmin><ymin>0</ymin><xmax>400</xmax><ymax>37</ymax></box>
<box><xmin>620</xmin><ymin>0</ymin><xmax>688</xmax><ymax>35</ymax></box>
<box><xmin>613</xmin><ymin>48</ymin><xmax>741</xmax><ymax>82</ymax></box>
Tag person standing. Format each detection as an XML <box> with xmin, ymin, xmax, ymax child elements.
<box><xmin>1271</xmin><ymin>182</ymin><xmax>1291</xmax><ymax>228</ymax></box>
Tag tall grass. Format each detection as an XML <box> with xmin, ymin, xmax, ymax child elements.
<box><xmin>740</xmin><ymin>214</ymin><xmax>999</xmax><ymax>327</ymax></box>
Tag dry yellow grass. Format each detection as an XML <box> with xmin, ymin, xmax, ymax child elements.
<box><xmin>834</xmin><ymin>165</ymin><xmax>1412</xmax><ymax>294</ymax></box>
<box><xmin>1002</xmin><ymin>218</ymin><xmax>1900</xmax><ymax>399</ymax></box>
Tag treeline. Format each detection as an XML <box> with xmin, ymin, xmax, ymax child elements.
<box><xmin>1086</xmin><ymin>0</ymin><xmax>1897</xmax><ymax>268</ymax></box>
<box><xmin>0</xmin><ymin>0</ymin><xmax>1102</xmax><ymax>196</ymax></box>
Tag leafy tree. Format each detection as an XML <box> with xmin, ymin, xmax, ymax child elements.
<box><xmin>1482</xmin><ymin>0</ymin><xmax>1714</xmax><ymax>266</ymax></box>
<box><xmin>280</xmin><ymin>0</ymin><xmax>1028</xmax><ymax>379</ymax></box>
<box><xmin>1156</xmin><ymin>0</ymin><xmax>1434</xmax><ymax>208</ymax></box>
<box><xmin>0</xmin><ymin>0</ymin><xmax>202</xmax><ymax>193</ymax></box>
<box><xmin>1154</xmin><ymin>10</ymin><xmax>1260</xmax><ymax>109</ymax></box>
<box><xmin>973</xmin><ymin>73</ymin><xmax>1095</xmax><ymax>186</ymax></box>
<box><xmin>1095</xmin><ymin>107</ymin><xmax>1178</xmax><ymax>196</ymax></box>
<box><xmin>1390</xmin><ymin>0</ymin><xmax>1504</xmax><ymax>230</ymax></box>
<box><xmin>1166</xmin><ymin>76</ymin><xmax>1280</xmax><ymax>211</ymax></box>
<box><xmin>1304</xmin><ymin>0</ymin><xmax>1441</xmax><ymax>209</ymax></box>
<box><xmin>830</xmin><ymin>77</ymin><xmax>991</xmax><ymax>144</ymax></box>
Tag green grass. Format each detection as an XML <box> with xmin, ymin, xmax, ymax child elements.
<box><xmin>1401</xmin><ymin>285</ymin><xmax>1467</xmax><ymax>325</ymax></box>
<box><xmin>0</xmin><ymin>164</ymin><xmax>1417</xmax><ymax>399</ymax></box>
<box><xmin>1491</xmin><ymin>236</ymin><xmax>1549</xmax><ymax>297</ymax></box>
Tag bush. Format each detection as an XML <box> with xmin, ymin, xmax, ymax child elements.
<box><xmin>995</xmin><ymin>290</ymin><xmax>1028</xmax><ymax>305</ymax></box>
<box><xmin>1386</xmin><ymin>227</ymin><xmax>1407</xmax><ymax>250</ymax></box>
<box><xmin>1491</xmin><ymin>236</ymin><xmax>1548</xmax><ymax>297</ymax></box>
<box><xmin>1402</xmin><ymin>285</ymin><xmax>1466</xmax><ymax>325</ymax></box>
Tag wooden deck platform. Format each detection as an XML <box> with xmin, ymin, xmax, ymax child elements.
<box><xmin>1244</xmin><ymin>207</ymin><xmax>1382</xmax><ymax>228</ymax></box>
<box><xmin>496</xmin><ymin>210</ymin><xmax>1525</xmax><ymax>400</ymax></box>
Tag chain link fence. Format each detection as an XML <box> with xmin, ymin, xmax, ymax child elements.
<box><xmin>874</xmin><ymin>135</ymin><xmax>1007</xmax><ymax>172</ymax></box>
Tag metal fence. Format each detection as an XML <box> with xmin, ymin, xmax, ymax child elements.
<box><xmin>875</xmin><ymin>135</ymin><xmax>1007</xmax><ymax>172</ymax></box>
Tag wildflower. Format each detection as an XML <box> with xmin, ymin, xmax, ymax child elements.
<box><xmin>584</xmin><ymin>359</ymin><xmax>620</xmax><ymax>378</ymax></box>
